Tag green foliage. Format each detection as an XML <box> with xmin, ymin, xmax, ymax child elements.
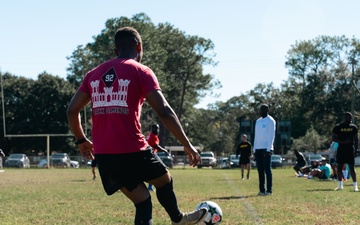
<box><xmin>0</xmin><ymin>73</ymin><xmax>76</xmax><ymax>154</ymax></box>
<box><xmin>291</xmin><ymin>126</ymin><xmax>327</xmax><ymax>153</ymax></box>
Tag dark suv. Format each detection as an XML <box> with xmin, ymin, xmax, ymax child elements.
<box><xmin>4</xmin><ymin>153</ymin><xmax>31</xmax><ymax>168</ymax></box>
<box><xmin>157</xmin><ymin>152</ymin><xmax>174</xmax><ymax>168</ymax></box>
<box><xmin>50</xmin><ymin>153</ymin><xmax>71</xmax><ymax>168</ymax></box>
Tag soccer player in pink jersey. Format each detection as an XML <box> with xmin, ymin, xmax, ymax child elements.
<box><xmin>67</xmin><ymin>27</ymin><xmax>207</xmax><ymax>225</ymax></box>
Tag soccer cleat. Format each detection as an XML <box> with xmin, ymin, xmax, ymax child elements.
<box><xmin>92</xmin><ymin>175</ymin><xmax>96</xmax><ymax>180</ymax></box>
<box><xmin>258</xmin><ymin>192</ymin><xmax>266</xmax><ymax>196</ymax></box>
<box><xmin>172</xmin><ymin>207</ymin><xmax>208</xmax><ymax>225</ymax></box>
<box><xmin>265</xmin><ymin>192</ymin><xmax>272</xmax><ymax>196</ymax></box>
<box><xmin>354</xmin><ymin>186</ymin><xmax>359</xmax><ymax>192</ymax></box>
<box><xmin>334</xmin><ymin>186</ymin><xmax>343</xmax><ymax>191</ymax></box>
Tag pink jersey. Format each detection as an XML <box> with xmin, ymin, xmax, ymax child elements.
<box><xmin>78</xmin><ymin>58</ymin><xmax>160</xmax><ymax>154</ymax></box>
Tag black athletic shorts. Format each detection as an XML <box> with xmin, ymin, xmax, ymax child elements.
<box><xmin>239</xmin><ymin>157</ymin><xmax>250</xmax><ymax>165</ymax></box>
<box><xmin>295</xmin><ymin>161</ymin><xmax>306</xmax><ymax>168</ymax></box>
<box><xmin>91</xmin><ymin>158</ymin><xmax>97</xmax><ymax>167</ymax></box>
<box><xmin>95</xmin><ymin>147</ymin><xmax>168</xmax><ymax>195</ymax></box>
<box><xmin>336</xmin><ymin>148</ymin><xmax>355</xmax><ymax>165</ymax></box>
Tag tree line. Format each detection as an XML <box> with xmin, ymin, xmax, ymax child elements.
<box><xmin>0</xmin><ymin>13</ymin><xmax>359</xmax><ymax>157</ymax></box>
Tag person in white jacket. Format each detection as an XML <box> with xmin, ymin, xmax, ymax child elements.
<box><xmin>253</xmin><ymin>104</ymin><xmax>276</xmax><ymax>196</ymax></box>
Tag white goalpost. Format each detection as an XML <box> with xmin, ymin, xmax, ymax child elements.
<box><xmin>0</xmin><ymin>69</ymin><xmax>73</xmax><ymax>168</ymax></box>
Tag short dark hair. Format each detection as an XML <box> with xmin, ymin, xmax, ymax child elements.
<box><xmin>151</xmin><ymin>124</ymin><xmax>159</xmax><ymax>133</ymax></box>
<box><xmin>344</xmin><ymin>111</ymin><xmax>353</xmax><ymax>117</ymax></box>
<box><xmin>114</xmin><ymin>27</ymin><xmax>142</xmax><ymax>51</ymax></box>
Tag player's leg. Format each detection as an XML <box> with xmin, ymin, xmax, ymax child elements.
<box><xmin>335</xmin><ymin>162</ymin><xmax>344</xmax><ymax>190</ymax></box>
<box><xmin>121</xmin><ymin>183</ymin><xmax>153</xmax><ymax>224</ymax></box>
<box><xmin>241</xmin><ymin>164</ymin><xmax>245</xmax><ymax>180</ymax></box>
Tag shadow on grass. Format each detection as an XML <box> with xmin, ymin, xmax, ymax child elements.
<box><xmin>71</xmin><ymin>179</ymin><xmax>87</xmax><ymax>182</ymax></box>
<box><xmin>209</xmin><ymin>194</ymin><xmax>259</xmax><ymax>200</ymax></box>
<box><xmin>305</xmin><ymin>188</ymin><xmax>334</xmax><ymax>192</ymax></box>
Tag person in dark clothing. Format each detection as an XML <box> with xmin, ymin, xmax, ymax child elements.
<box><xmin>293</xmin><ymin>149</ymin><xmax>307</xmax><ymax>176</ymax></box>
<box><xmin>236</xmin><ymin>134</ymin><xmax>253</xmax><ymax>180</ymax></box>
<box><xmin>333</xmin><ymin>112</ymin><xmax>359</xmax><ymax>191</ymax></box>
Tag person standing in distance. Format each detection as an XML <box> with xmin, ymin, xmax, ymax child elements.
<box><xmin>146</xmin><ymin>124</ymin><xmax>169</xmax><ymax>191</ymax></box>
<box><xmin>332</xmin><ymin>112</ymin><xmax>359</xmax><ymax>191</ymax></box>
<box><xmin>0</xmin><ymin>149</ymin><xmax>5</xmax><ymax>169</ymax></box>
<box><xmin>67</xmin><ymin>27</ymin><xmax>207</xmax><ymax>225</ymax></box>
<box><xmin>253</xmin><ymin>104</ymin><xmax>276</xmax><ymax>196</ymax></box>
<box><xmin>236</xmin><ymin>134</ymin><xmax>253</xmax><ymax>180</ymax></box>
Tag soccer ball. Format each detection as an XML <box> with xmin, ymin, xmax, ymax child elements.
<box><xmin>195</xmin><ymin>201</ymin><xmax>222</xmax><ymax>225</ymax></box>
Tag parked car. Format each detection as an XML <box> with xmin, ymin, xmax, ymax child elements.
<box><xmin>250</xmin><ymin>159</ymin><xmax>256</xmax><ymax>168</ymax></box>
<box><xmin>70</xmin><ymin>160</ymin><xmax>80</xmax><ymax>168</ymax></box>
<box><xmin>271</xmin><ymin>154</ymin><xmax>283</xmax><ymax>168</ymax></box>
<box><xmin>304</xmin><ymin>153</ymin><xmax>323</xmax><ymax>165</ymax></box>
<box><xmin>220</xmin><ymin>157</ymin><xmax>231</xmax><ymax>169</ymax></box>
<box><xmin>229</xmin><ymin>154</ymin><xmax>240</xmax><ymax>168</ymax></box>
<box><xmin>50</xmin><ymin>153</ymin><xmax>71</xmax><ymax>168</ymax></box>
<box><xmin>38</xmin><ymin>158</ymin><xmax>79</xmax><ymax>168</ymax></box>
<box><xmin>157</xmin><ymin>151</ymin><xmax>174</xmax><ymax>168</ymax></box>
<box><xmin>4</xmin><ymin>153</ymin><xmax>31</xmax><ymax>168</ymax></box>
<box><xmin>355</xmin><ymin>156</ymin><xmax>360</xmax><ymax>166</ymax></box>
<box><xmin>38</xmin><ymin>159</ymin><xmax>48</xmax><ymax>168</ymax></box>
<box><xmin>198</xmin><ymin>151</ymin><xmax>217</xmax><ymax>168</ymax></box>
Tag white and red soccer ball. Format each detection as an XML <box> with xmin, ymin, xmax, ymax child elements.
<box><xmin>196</xmin><ymin>201</ymin><xmax>222</xmax><ymax>225</ymax></box>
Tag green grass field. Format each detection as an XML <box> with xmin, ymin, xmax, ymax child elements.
<box><xmin>0</xmin><ymin>167</ymin><xmax>359</xmax><ymax>225</ymax></box>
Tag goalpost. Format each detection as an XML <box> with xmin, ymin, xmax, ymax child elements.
<box><xmin>0</xmin><ymin>69</ymin><xmax>73</xmax><ymax>168</ymax></box>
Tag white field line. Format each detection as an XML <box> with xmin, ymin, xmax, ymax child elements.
<box><xmin>223</xmin><ymin>173</ymin><xmax>264</xmax><ymax>225</ymax></box>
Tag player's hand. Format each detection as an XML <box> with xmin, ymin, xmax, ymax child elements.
<box><xmin>78</xmin><ymin>140</ymin><xmax>94</xmax><ymax>160</ymax></box>
<box><xmin>184</xmin><ymin>145</ymin><xmax>201</xmax><ymax>167</ymax></box>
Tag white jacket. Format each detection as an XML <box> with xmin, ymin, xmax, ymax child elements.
<box><xmin>253</xmin><ymin>115</ymin><xmax>276</xmax><ymax>152</ymax></box>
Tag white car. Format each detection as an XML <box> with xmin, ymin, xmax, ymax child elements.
<box><xmin>198</xmin><ymin>151</ymin><xmax>217</xmax><ymax>168</ymax></box>
<box><xmin>38</xmin><ymin>159</ymin><xmax>79</xmax><ymax>168</ymax></box>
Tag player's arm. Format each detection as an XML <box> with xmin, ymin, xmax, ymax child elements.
<box><xmin>146</xmin><ymin>90</ymin><xmax>200</xmax><ymax>166</ymax></box>
<box><xmin>235</xmin><ymin>144</ymin><xmax>240</xmax><ymax>158</ymax></box>
<box><xmin>154</xmin><ymin>144</ymin><xmax>168</xmax><ymax>154</ymax></box>
<box><xmin>67</xmin><ymin>90</ymin><xmax>94</xmax><ymax>159</ymax></box>
<box><xmin>332</xmin><ymin>132</ymin><xmax>340</xmax><ymax>143</ymax></box>
<box><xmin>354</xmin><ymin>132</ymin><xmax>359</xmax><ymax>155</ymax></box>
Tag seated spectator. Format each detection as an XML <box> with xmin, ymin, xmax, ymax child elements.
<box><xmin>293</xmin><ymin>149</ymin><xmax>307</xmax><ymax>175</ymax></box>
<box><xmin>297</xmin><ymin>160</ymin><xmax>320</xmax><ymax>177</ymax></box>
<box><xmin>306</xmin><ymin>157</ymin><xmax>332</xmax><ymax>180</ymax></box>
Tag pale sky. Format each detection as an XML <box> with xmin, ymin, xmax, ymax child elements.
<box><xmin>1</xmin><ymin>0</ymin><xmax>360</xmax><ymax>108</ymax></box>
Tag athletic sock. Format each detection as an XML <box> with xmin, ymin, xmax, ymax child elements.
<box><xmin>343</xmin><ymin>170</ymin><xmax>348</xmax><ymax>180</ymax></box>
<box><xmin>134</xmin><ymin>195</ymin><xmax>152</xmax><ymax>225</ymax></box>
<box><xmin>156</xmin><ymin>177</ymin><xmax>182</xmax><ymax>223</ymax></box>
<box><xmin>354</xmin><ymin>182</ymin><xmax>358</xmax><ymax>187</ymax></box>
<box><xmin>338</xmin><ymin>181</ymin><xmax>343</xmax><ymax>187</ymax></box>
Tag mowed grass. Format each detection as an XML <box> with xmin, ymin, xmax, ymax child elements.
<box><xmin>1</xmin><ymin>167</ymin><xmax>360</xmax><ymax>225</ymax></box>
